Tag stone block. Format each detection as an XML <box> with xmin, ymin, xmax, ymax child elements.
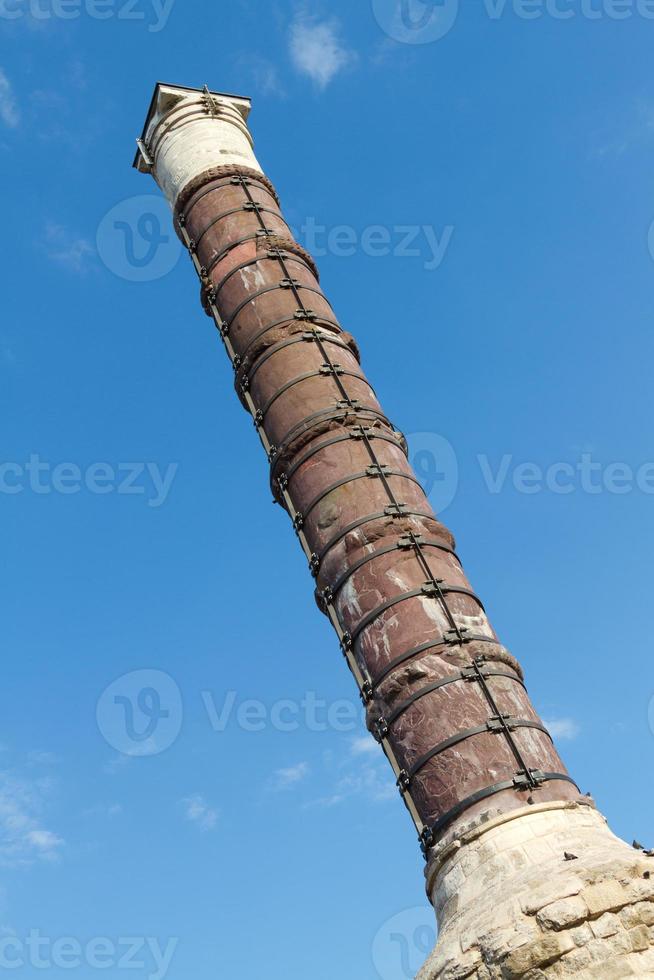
<box><xmin>521</xmin><ymin>878</ymin><xmax>585</xmax><ymax>917</ymax></box>
<box><xmin>585</xmin><ymin>957</ymin><xmax>637</xmax><ymax>979</ymax></box>
<box><xmin>503</xmin><ymin>933</ymin><xmax>575</xmax><ymax>976</ymax></box>
<box><xmin>536</xmin><ymin>896</ymin><xmax>589</xmax><ymax>932</ymax></box>
<box><xmin>569</xmin><ymin>923</ymin><xmax>593</xmax><ymax>947</ymax></box>
<box><xmin>631</xmin><ymin>878</ymin><xmax>654</xmax><ymax>903</ymax></box>
<box><xmin>581</xmin><ymin>881</ymin><xmax>629</xmax><ymax>916</ymax></box>
<box><xmin>557</xmin><ymin>945</ymin><xmax>593</xmax><ymax>970</ymax></box>
<box><xmin>439</xmin><ymin>963</ymin><xmax>477</xmax><ymax>980</ymax></box>
<box><xmin>620</xmin><ymin>901</ymin><xmax>654</xmax><ymax>929</ymax></box>
<box><xmin>628</xmin><ymin>925</ymin><xmax>651</xmax><ymax>952</ymax></box>
<box><xmin>522</xmin><ymin>838</ymin><xmax>556</xmax><ymax>865</ymax></box>
<box><xmin>590</xmin><ymin>912</ymin><xmax>620</xmax><ymax>939</ymax></box>
<box><xmin>585</xmin><ymin>931</ymin><xmax>632</xmax><ymax>960</ymax></box>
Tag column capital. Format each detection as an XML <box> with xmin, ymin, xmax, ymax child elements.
<box><xmin>133</xmin><ymin>82</ymin><xmax>262</xmax><ymax>209</ymax></box>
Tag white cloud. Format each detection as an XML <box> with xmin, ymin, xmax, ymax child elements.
<box><xmin>289</xmin><ymin>15</ymin><xmax>356</xmax><ymax>90</ymax></box>
<box><xmin>104</xmin><ymin>755</ymin><xmax>131</xmax><ymax>776</ymax></box>
<box><xmin>181</xmin><ymin>795</ymin><xmax>218</xmax><ymax>832</ymax></box>
<box><xmin>42</xmin><ymin>222</ymin><xmax>95</xmax><ymax>273</ymax></box>
<box><xmin>257</xmin><ymin>64</ymin><xmax>284</xmax><ymax>98</ymax></box>
<box><xmin>27</xmin><ymin>751</ymin><xmax>60</xmax><ymax>767</ymax></box>
<box><xmin>0</xmin><ymin>773</ymin><xmax>64</xmax><ymax>865</ymax></box>
<box><xmin>591</xmin><ymin>102</ymin><xmax>654</xmax><ymax>159</ymax></box>
<box><xmin>303</xmin><ymin>793</ymin><xmax>344</xmax><ymax>810</ymax></box>
<box><xmin>350</xmin><ymin>736</ymin><xmax>378</xmax><ymax>757</ymax></box>
<box><xmin>83</xmin><ymin>803</ymin><xmax>123</xmax><ymax>819</ymax></box>
<box><xmin>303</xmin><ymin>765</ymin><xmax>396</xmax><ymax>810</ymax></box>
<box><xmin>302</xmin><ymin>743</ymin><xmax>395</xmax><ymax>810</ymax></box>
<box><xmin>238</xmin><ymin>55</ymin><xmax>286</xmax><ymax>99</ymax></box>
<box><xmin>0</xmin><ymin>70</ymin><xmax>19</xmax><ymax>129</ymax></box>
<box><xmin>24</xmin><ymin>830</ymin><xmax>63</xmax><ymax>857</ymax></box>
<box><xmin>543</xmin><ymin>718</ymin><xmax>581</xmax><ymax>741</ymax></box>
<box><xmin>269</xmin><ymin>762</ymin><xmax>310</xmax><ymax>791</ymax></box>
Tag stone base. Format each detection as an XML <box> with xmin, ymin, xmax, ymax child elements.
<box><xmin>417</xmin><ymin>801</ymin><xmax>654</xmax><ymax>979</ymax></box>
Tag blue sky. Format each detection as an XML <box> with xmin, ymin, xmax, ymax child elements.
<box><xmin>1</xmin><ymin>1</ymin><xmax>654</xmax><ymax>977</ymax></box>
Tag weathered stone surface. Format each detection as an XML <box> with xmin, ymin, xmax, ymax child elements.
<box><xmin>620</xmin><ymin>901</ymin><xmax>654</xmax><ymax>930</ymax></box>
<box><xmin>536</xmin><ymin>897</ymin><xmax>588</xmax><ymax>932</ymax></box>
<box><xmin>568</xmin><ymin>923</ymin><xmax>593</xmax><ymax>947</ymax></box>
<box><xmin>503</xmin><ymin>933</ymin><xmax>576</xmax><ymax>975</ymax></box>
<box><xmin>581</xmin><ymin>881</ymin><xmax>629</xmax><ymax>916</ymax></box>
<box><xmin>629</xmin><ymin>925</ymin><xmax>651</xmax><ymax>952</ymax></box>
<box><xmin>418</xmin><ymin>803</ymin><xmax>654</xmax><ymax>979</ymax></box>
<box><xmin>591</xmin><ymin>912</ymin><xmax>620</xmax><ymax>939</ymax></box>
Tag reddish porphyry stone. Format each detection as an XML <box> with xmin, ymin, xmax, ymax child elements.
<box><xmin>176</xmin><ymin>163</ymin><xmax>580</xmax><ymax>846</ymax></box>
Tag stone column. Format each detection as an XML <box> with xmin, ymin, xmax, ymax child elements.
<box><xmin>134</xmin><ymin>84</ymin><xmax>654</xmax><ymax>978</ymax></box>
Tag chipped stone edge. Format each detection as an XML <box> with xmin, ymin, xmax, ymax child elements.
<box><xmin>425</xmin><ymin>798</ymin><xmax>598</xmax><ymax>899</ymax></box>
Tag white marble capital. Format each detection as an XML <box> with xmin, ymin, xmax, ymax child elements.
<box><xmin>134</xmin><ymin>83</ymin><xmax>262</xmax><ymax>210</ymax></box>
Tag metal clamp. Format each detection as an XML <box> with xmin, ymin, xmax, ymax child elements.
<box><xmin>397</xmin><ymin>770</ymin><xmax>411</xmax><ymax>793</ymax></box>
<box><xmin>360</xmin><ymin>681</ymin><xmax>374</xmax><ymax>705</ymax></box>
<box><xmin>385</xmin><ymin>504</ymin><xmax>409</xmax><ymax>517</ymax></box>
<box><xmin>373</xmin><ymin>719</ymin><xmax>389</xmax><ymax>742</ymax></box>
